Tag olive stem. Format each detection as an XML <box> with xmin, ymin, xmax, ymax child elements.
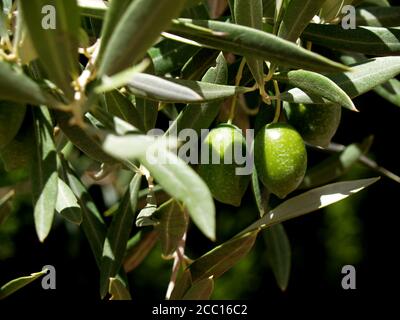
<box><xmin>272</xmin><ymin>80</ymin><xmax>281</xmax><ymax>123</ymax></box>
<box><xmin>228</xmin><ymin>57</ymin><xmax>247</xmax><ymax>124</ymax></box>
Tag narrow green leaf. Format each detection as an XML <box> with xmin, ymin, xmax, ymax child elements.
<box><xmin>234</xmin><ymin>0</ymin><xmax>265</xmax><ymax>88</ymax></box>
<box><xmin>241</xmin><ymin>178</ymin><xmax>380</xmax><ymax>234</ymax></box>
<box><xmin>99</xmin><ymin>0</ymin><xmax>186</xmax><ymax>76</ymax></box>
<box><xmin>373</xmin><ymin>78</ymin><xmax>400</xmax><ymax>108</ymax></box>
<box><xmin>101</xmin><ymin>90</ymin><xmax>145</xmax><ymax>132</ymax></box>
<box><xmin>280</xmin><ymin>57</ymin><xmax>400</xmax><ymax>104</ymax></box>
<box><xmin>264</xmin><ymin>224</ymin><xmax>291</xmax><ymax>291</ymax></box>
<box><xmin>170</xmin><ymin>19</ymin><xmax>349</xmax><ymax>73</ymax></box>
<box><xmin>127</xmin><ymin>73</ymin><xmax>250</xmax><ymax>104</ymax></box>
<box><xmin>78</xmin><ymin>0</ymin><xmax>107</xmax><ymax>19</ymax></box>
<box><xmin>320</xmin><ymin>0</ymin><xmax>354</xmax><ymax>22</ymax></box>
<box><xmin>303</xmin><ymin>24</ymin><xmax>400</xmax><ymax>56</ymax></box>
<box><xmin>140</xmin><ymin>149</ymin><xmax>216</xmax><ymax>241</ymax></box>
<box><xmin>59</xmin><ymin>156</ymin><xmax>107</xmax><ymax>265</ymax></box>
<box><xmin>301</xmin><ymin>137</ymin><xmax>373</xmax><ymax>189</ymax></box>
<box><xmin>56</xmin><ymin>178</ymin><xmax>82</xmax><ymax>225</ymax></box>
<box><xmin>31</xmin><ymin>107</ymin><xmax>58</xmax><ymax>242</ymax></box>
<box><xmin>182</xmin><ymin>277</ymin><xmax>214</xmax><ymax>300</ymax></box>
<box><xmin>180</xmin><ymin>48</ymin><xmax>219</xmax><ymax>80</ymax></box>
<box><xmin>20</xmin><ymin>0</ymin><xmax>80</xmax><ymax>100</ymax></box>
<box><xmin>0</xmin><ymin>270</ymin><xmax>47</xmax><ymax>300</ymax></box>
<box><xmin>13</xmin><ymin>9</ymin><xmax>38</xmax><ymax>65</ymax></box>
<box><xmin>109</xmin><ymin>277</ymin><xmax>132</xmax><ymax>300</ymax></box>
<box><xmin>54</xmin><ymin>111</ymin><xmax>117</xmax><ymax>164</ymax></box>
<box><xmin>168</xmin><ymin>52</ymin><xmax>227</xmax><ymax>135</ymax></box>
<box><xmin>274</xmin><ymin>70</ymin><xmax>356</xmax><ymax>111</ymax></box>
<box><xmin>189</xmin><ymin>230</ymin><xmax>259</xmax><ymax>282</ymax></box>
<box><xmin>100</xmin><ymin>173</ymin><xmax>141</xmax><ymax>298</ymax></box>
<box><xmin>156</xmin><ymin>199</ymin><xmax>188</xmax><ymax>256</ymax></box>
<box><xmin>97</xmin><ymin>0</ymin><xmax>131</xmax><ymax>62</ymax></box>
<box><xmin>0</xmin><ymin>101</ymin><xmax>26</xmax><ymax>149</ymax></box>
<box><xmin>252</xmin><ymin>165</ymin><xmax>269</xmax><ymax>217</ymax></box>
<box><xmin>123</xmin><ymin>230</ymin><xmax>159</xmax><ymax>272</ymax></box>
<box><xmin>0</xmin><ymin>61</ymin><xmax>50</xmax><ymax>105</ymax></box>
<box><xmin>356</xmin><ymin>6</ymin><xmax>400</xmax><ymax>27</ymax></box>
<box><xmin>170</xmin><ymin>269</ymin><xmax>192</xmax><ymax>300</ymax></box>
<box><xmin>278</xmin><ymin>0</ymin><xmax>328</xmax><ymax>42</ymax></box>
<box><xmin>136</xmin><ymin>97</ymin><xmax>158</xmax><ymax>133</ymax></box>
<box><xmin>0</xmin><ymin>189</ymin><xmax>14</xmax><ymax>226</ymax></box>
<box><xmin>149</xmin><ymin>39</ymin><xmax>201</xmax><ymax>76</ymax></box>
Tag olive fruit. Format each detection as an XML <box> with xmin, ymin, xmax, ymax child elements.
<box><xmin>254</xmin><ymin>123</ymin><xmax>307</xmax><ymax>199</ymax></box>
<box><xmin>284</xmin><ymin>103</ymin><xmax>341</xmax><ymax>147</ymax></box>
<box><xmin>197</xmin><ymin>124</ymin><xmax>250</xmax><ymax>207</ymax></box>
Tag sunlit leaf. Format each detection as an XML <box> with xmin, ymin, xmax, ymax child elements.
<box><xmin>99</xmin><ymin>0</ymin><xmax>187</xmax><ymax>76</ymax></box>
<box><xmin>278</xmin><ymin>0</ymin><xmax>328</xmax><ymax>42</ymax></box>
<box><xmin>170</xmin><ymin>19</ymin><xmax>349</xmax><ymax>72</ymax></box>
<box><xmin>280</xmin><ymin>57</ymin><xmax>400</xmax><ymax>104</ymax></box>
<box><xmin>109</xmin><ymin>277</ymin><xmax>132</xmax><ymax>300</ymax></box>
<box><xmin>31</xmin><ymin>107</ymin><xmax>58</xmax><ymax>242</ymax></box>
<box><xmin>56</xmin><ymin>177</ymin><xmax>82</xmax><ymax>225</ymax></box>
<box><xmin>0</xmin><ymin>270</ymin><xmax>47</xmax><ymax>300</ymax></box>
<box><xmin>241</xmin><ymin>178</ymin><xmax>380</xmax><ymax>234</ymax></box>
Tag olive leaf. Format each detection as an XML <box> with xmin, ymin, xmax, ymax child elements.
<box><xmin>100</xmin><ymin>90</ymin><xmax>145</xmax><ymax>132</ymax></box>
<box><xmin>274</xmin><ymin>70</ymin><xmax>356</xmax><ymax>111</ymax></box>
<box><xmin>0</xmin><ymin>61</ymin><xmax>50</xmax><ymax>106</ymax></box>
<box><xmin>234</xmin><ymin>0</ymin><xmax>265</xmax><ymax>88</ymax></box>
<box><xmin>0</xmin><ymin>270</ymin><xmax>47</xmax><ymax>300</ymax></box>
<box><xmin>99</xmin><ymin>0</ymin><xmax>187</xmax><ymax>76</ymax></box>
<box><xmin>140</xmin><ymin>149</ymin><xmax>216</xmax><ymax>241</ymax></box>
<box><xmin>181</xmin><ymin>277</ymin><xmax>214</xmax><ymax>300</ymax></box>
<box><xmin>123</xmin><ymin>230</ymin><xmax>159</xmax><ymax>272</ymax></box>
<box><xmin>188</xmin><ymin>230</ymin><xmax>259</xmax><ymax>282</ymax></box>
<box><xmin>356</xmin><ymin>6</ymin><xmax>400</xmax><ymax>27</ymax></box>
<box><xmin>109</xmin><ymin>278</ymin><xmax>132</xmax><ymax>300</ymax></box>
<box><xmin>264</xmin><ymin>224</ymin><xmax>291</xmax><ymax>291</ymax></box>
<box><xmin>100</xmin><ymin>173</ymin><xmax>141</xmax><ymax>298</ymax></box>
<box><xmin>241</xmin><ymin>177</ymin><xmax>380</xmax><ymax>234</ymax></box>
<box><xmin>149</xmin><ymin>39</ymin><xmax>201</xmax><ymax>76</ymax></box>
<box><xmin>180</xmin><ymin>48</ymin><xmax>219</xmax><ymax>81</ymax></box>
<box><xmin>303</xmin><ymin>25</ymin><xmax>400</xmax><ymax>56</ymax></box>
<box><xmin>54</xmin><ymin>111</ymin><xmax>117</xmax><ymax>164</ymax></box>
<box><xmin>168</xmin><ymin>52</ymin><xmax>227</xmax><ymax>135</ymax></box>
<box><xmin>155</xmin><ymin>199</ymin><xmax>188</xmax><ymax>256</ymax></box>
<box><xmin>170</xmin><ymin>19</ymin><xmax>349</xmax><ymax>73</ymax></box>
<box><xmin>277</xmin><ymin>0</ymin><xmax>328</xmax><ymax>42</ymax></box>
<box><xmin>373</xmin><ymin>79</ymin><xmax>400</xmax><ymax>108</ymax></box>
<box><xmin>126</xmin><ymin>73</ymin><xmax>250</xmax><ymax>104</ymax></box>
<box><xmin>170</xmin><ymin>269</ymin><xmax>192</xmax><ymax>300</ymax></box>
<box><xmin>31</xmin><ymin>107</ymin><xmax>58</xmax><ymax>242</ymax></box>
<box><xmin>280</xmin><ymin>56</ymin><xmax>400</xmax><ymax>104</ymax></box>
<box><xmin>135</xmin><ymin>97</ymin><xmax>158</xmax><ymax>133</ymax></box>
<box><xmin>59</xmin><ymin>156</ymin><xmax>107</xmax><ymax>265</ymax></box>
<box><xmin>55</xmin><ymin>177</ymin><xmax>82</xmax><ymax>225</ymax></box>
<box><xmin>20</xmin><ymin>0</ymin><xmax>80</xmax><ymax>101</ymax></box>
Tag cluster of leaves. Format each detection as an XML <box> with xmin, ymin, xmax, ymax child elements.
<box><xmin>0</xmin><ymin>0</ymin><xmax>399</xmax><ymax>300</ymax></box>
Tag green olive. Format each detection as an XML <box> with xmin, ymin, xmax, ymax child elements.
<box><xmin>197</xmin><ymin>124</ymin><xmax>250</xmax><ymax>206</ymax></box>
<box><xmin>284</xmin><ymin>103</ymin><xmax>341</xmax><ymax>147</ymax></box>
<box><xmin>254</xmin><ymin>123</ymin><xmax>307</xmax><ymax>198</ymax></box>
